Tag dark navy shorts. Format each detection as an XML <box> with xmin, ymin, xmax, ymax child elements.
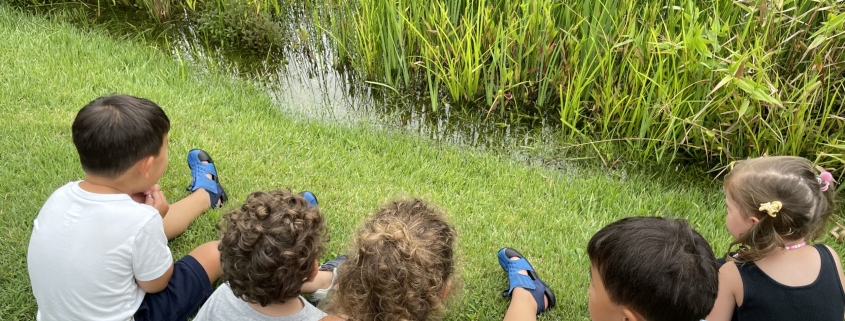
<box><xmin>134</xmin><ymin>255</ymin><xmax>213</xmax><ymax>321</ymax></box>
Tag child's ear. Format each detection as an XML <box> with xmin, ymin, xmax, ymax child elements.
<box><xmin>137</xmin><ymin>156</ymin><xmax>155</xmax><ymax>177</ymax></box>
<box><xmin>750</xmin><ymin>215</ymin><xmax>761</xmax><ymax>225</ymax></box>
<box><xmin>621</xmin><ymin>307</ymin><xmax>644</xmax><ymax>321</ymax></box>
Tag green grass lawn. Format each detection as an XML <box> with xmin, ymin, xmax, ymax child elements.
<box><xmin>0</xmin><ymin>5</ymin><xmax>841</xmax><ymax>320</ymax></box>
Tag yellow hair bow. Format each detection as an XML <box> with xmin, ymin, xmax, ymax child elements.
<box><xmin>759</xmin><ymin>201</ymin><xmax>782</xmax><ymax>217</ymax></box>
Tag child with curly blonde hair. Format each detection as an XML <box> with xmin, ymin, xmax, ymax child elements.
<box><xmin>194</xmin><ymin>190</ymin><xmax>329</xmax><ymax>321</ymax></box>
<box><xmin>707</xmin><ymin>156</ymin><xmax>845</xmax><ymax>321</ymax></box>
<box><xmin>321</xmin><ymin>199</ymin><xmax>457</xmax><ymax>321</ymax></box>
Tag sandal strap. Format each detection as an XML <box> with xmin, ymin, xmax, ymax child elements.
<box><xmin>529</xmin><ymin>278</ymin><xmax>555</xmax><ymax>315</ymax></box>
<box><xmin>207</xmin><ymin>182</ymin><xmax>226</xmax><ymax>209</ymax></box>
<box><xmin>497</xmin><ymin>248</ymin><xmax>537</xmax><ymax>296</ymax></box>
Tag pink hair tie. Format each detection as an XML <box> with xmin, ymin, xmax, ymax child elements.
<box><xmin>818</xmin><ymin>171</ymin><xmax>833</xmax><ymax>192</ymax></box>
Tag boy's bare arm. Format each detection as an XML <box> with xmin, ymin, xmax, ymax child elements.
<box><xmin>136</xmin><ymin>264</ymin><xmax>174</xmax><ymax>293</ymax></box>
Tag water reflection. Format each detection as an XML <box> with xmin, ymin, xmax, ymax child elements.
<box><xmin>60</xmin><ymin>5</ymin><xmax>562</xmax><ymax>162</ymax></box>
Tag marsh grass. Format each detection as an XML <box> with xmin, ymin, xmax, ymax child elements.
<box><xmin>7</xmin><ymin>5</ymin><xmax>845</xmax><ymax>320</ymax></box>
<box><xmin>11</xmin><ymin>0</ymin><xmax>845</xmax><ymax>174</ymax></box>
<box><xmin>322</xmin><ymin>0</ymin><xmax>845</xmax><ymax>173</ymax></box>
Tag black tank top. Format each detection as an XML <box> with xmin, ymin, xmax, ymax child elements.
<box><xmin>731</xmin><ymin>244</ymin><xmax>845</xmax><ymax>321</ymax></box>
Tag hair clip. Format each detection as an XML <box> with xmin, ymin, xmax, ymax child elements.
<box><xmin>759</xmin><ymin>201</ymin><xmax>782</xmax><ymax>218</ymax></box>
<box><xmin>818</xmin><ymin>171</ymin><xmax>833</xmax><ymax>192</ymax></box>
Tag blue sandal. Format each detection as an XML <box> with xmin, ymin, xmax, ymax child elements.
<box><xmin>299</xmin><ymin>191</ymin><xmax>319</xmax><ymax>207</ymax></box>
<box><xmin>185</xmin><ymin>149</ymin><xmax>228</xmax><ymax>208</ymax></box>
<box><xmin>498</xmin><ymin>247</ymin><xmax>556</xmax><ymax>315</ymax></box>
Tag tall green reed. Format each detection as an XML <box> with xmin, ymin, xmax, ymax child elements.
<box><xmin>13</xmin><ymin>0</ymin><xmax>845</xmax><ymax>174</ymax></box>
<box><xmin>330</xmin><ymin>0</ymin><xmax>843</xmax><ymax>172</ymax></box>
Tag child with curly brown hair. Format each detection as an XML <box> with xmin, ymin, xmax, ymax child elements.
<box><xmin>194</xmin><ymin>190</ymin><xmax>329</xmax><ymax>321</ymax></box>
<box><xmin>706</xmin><ymin>156</ymin><xmax>845</xmax><ymax>321</ymax></box>
<box><xmin>320</xmin><ymin>199</ymin><xmax>457</xmax><ymax>321</ymax></box>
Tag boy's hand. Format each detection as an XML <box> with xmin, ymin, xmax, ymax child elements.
<box><xmin>143</xmin><ymin>184</ymin><xmax>170</xmax><ymax>218</ymax></box>
<box><xmin>130</xmin><ymin>192</ymin><xmax>148</xmax><ymax>204</ymax></box>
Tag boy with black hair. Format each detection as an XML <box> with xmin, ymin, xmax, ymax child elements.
<box><xmin>27</xmin><ymin>94</ymin><xmax>227</xmax><ymax>321</ymax></box>
<box><xmin>499</xmin><ymin>217</ymin><xmax>719</xmax><ymax>321</ymax></box>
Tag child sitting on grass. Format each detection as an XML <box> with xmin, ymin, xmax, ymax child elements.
<box><xmin>27</xmin><ymin>95</ymin><xmax>227</xmax><ymax>321</ymax></box>
<box><xmin>320</xmin><ymin>199</ymin><xmax>457</xmax><ymax>321</ymax></box>
<box><xmin>706</xmin><ymin>156</ymin><xmax>845</xmax><ymax>321</ymax></box>
<box><xmin>194</xmin><ymin>190</ymin><xmax>330</xmax><ymax>321</ymax></box>
<box><xmin>499</xmin><ymin>217</ymin><xmax>719</xmax><ymax>321</ymax></box>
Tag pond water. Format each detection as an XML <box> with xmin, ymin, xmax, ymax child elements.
<box><xmin>37</xmin><ymin>4</ymin><xmax>576</xmax><ymax>169</ymax></box>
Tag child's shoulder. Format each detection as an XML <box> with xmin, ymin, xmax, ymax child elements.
<box><xmin>818</xmin><ymin>244</ymin><xmax>843</xmax><ymax>266</ymax></box>
<box><xmin>804</xmin><ymin>243</ymin><xmax>842</xmax><ymax>266</ymax></box>
<box><xmin>47</xmin><ymin>181</ymin><xmax>81</xmax><ymax>197</ymax></box>
<box><xmin>719</xmin><ymin>261</ymin><xmax>743</xmax><ymax>282</ymax></box>
<box><xmin>818</xmin><ymin>243</ymin><xmax>838</xmax><ymax>253</ymax></box>
<box><xmin>41</xmin><ymin>181</ymin><xmax>160</xmax><ymax>224</ymax></box>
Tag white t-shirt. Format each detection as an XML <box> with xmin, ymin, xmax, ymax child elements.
<box><xmin>194</xmin><ymin>283</ymin><xmax>326</xmax><ymax>321</ymax></box>
<box><xmin>27</xmin><ymin>181</ymin><xmax>173</xmax><ymax>321</ymax></box>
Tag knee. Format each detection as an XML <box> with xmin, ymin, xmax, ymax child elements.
<box><xmin>190</xmin><ymin>241</ymin><xmax>221</xmax><ymax>277</ymax></box>
<box><xmin>190</xmin><ymin>241</ymin><xmax>220</xmax><ymax>261</ymax></box>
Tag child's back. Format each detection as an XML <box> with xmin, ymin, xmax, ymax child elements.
<box><xmin>28</xmin><ymin>182</ymin><xmax>170</xmax><ymax>320</ymax></box>
<box><xmin>725</xmin><ymin>244</ymin><xmax>844</xmax><ymax>321</ymax></box>
<box><xmin>707</xmin><ymin>156</ymin><xmax>845</xmax><ymax>321</ymax></box>
<box><xmin>28</xmin><ymin>95</ymin><xmax>226</xmax><ymax>321</ymax></box>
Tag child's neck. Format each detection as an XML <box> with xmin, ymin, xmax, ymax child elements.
<box><xmin>248</xmin><ymin>297</ymin><xmax>305</xmax><ymax>317</ymax></box>
<box><xmin>783</xmin><ymin>238</ymin><xmax>806</xmax><ymax>248</ymax></box>
<box><xmin>755</xmin><ymin>238</ymin><xmax>809</xmax><ymax>262</ymax></box>
<box><xmin>79</xmin><ymin>174</ymin><xmax>137</xmax><ymax>195</ymax></box>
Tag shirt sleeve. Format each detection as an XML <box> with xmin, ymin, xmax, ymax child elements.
<box><xmin>132</xmin><ymin>214</ymin><xmax>173</xmax><ymax>281</ymax></box>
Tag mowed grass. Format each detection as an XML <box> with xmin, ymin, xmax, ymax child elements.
<box><xmin>0</xmin><ymin>5</ymin><xmax>840</xmax><ymax>320</ymax></box>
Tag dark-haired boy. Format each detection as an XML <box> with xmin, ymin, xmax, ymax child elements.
<box><xmin>194</xmin><ymin>190</ymin><xmax>330</xmax><ymax>321</ymax></box>
<box><xmin>27</xmin><ymin>95</ymin><xmax>227</xmax><ymax>321</ymax></box>
<box><xmin>500</xmin><ymin>217</ymin><xmax>718</xmax><ymax>321</ymax></box>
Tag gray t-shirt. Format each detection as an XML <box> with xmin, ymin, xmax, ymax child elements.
<box><xmin>194</xmin><ymin>283</ymin><xmax>326</xmax><ymax>321</ymax></box>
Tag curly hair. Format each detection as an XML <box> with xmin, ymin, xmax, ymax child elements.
<box><xmin>217</xmin><ymin>190</ymin><xmax>327</xmax><ymax>306</ymax></box>
<box><xmin>326</xmin><ymin>199</ymin><xmax>457</xmax><ymax>321</ymax></box>
<box><xmin>725</xmin><ymin>156</ymin><xmax>836</xmax><ymax>262</ymax></box>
